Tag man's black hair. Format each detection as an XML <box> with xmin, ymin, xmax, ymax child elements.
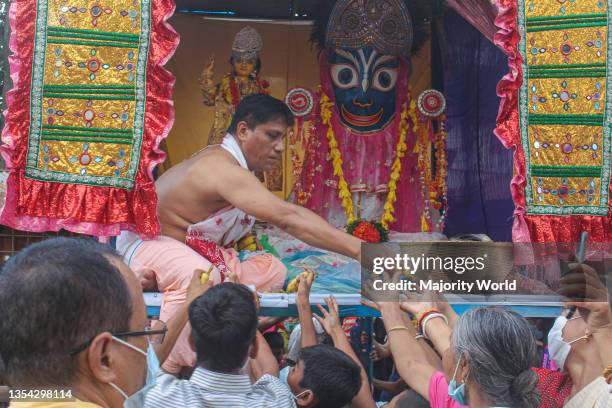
<box><xmin>227</xmin><ymin>94</ymin><xmax>294</xmax><ymax>135</ymax></box>
<box><xmin>263</xmin><ymin>331</ymin><xmax>284</xmax><ymax>350</ymax></box>
<box><xmin>0</xmin><ymin>238</ymin><xmax>132</xmax><ymax>387</ymax></box>
<box><xmin>299</xmin><ymin>344</ymin><xmax>362</xmax><ymax>408</ymax></box>
<box><xmin>189</xmin><ymin>283</ymin><xmax>257</xmax><ymax>373</ymax></box>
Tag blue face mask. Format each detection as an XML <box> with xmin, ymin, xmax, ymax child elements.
<box><xmin>448</xmin><ymin>355</ymin><xmax>467</xmax><ymax>405</ymax></box>
<box><xmin>109</xmin><ymin>337</ymin><xmax>160</xmax><ymax>408</ymax></box>
<box><xmin>279</xmin><ymin>366</ymin><xmax>290</xmax><ymax>384</ymax></box>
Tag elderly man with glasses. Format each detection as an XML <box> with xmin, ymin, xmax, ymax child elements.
<box><xmin>0</xmin><ymin>237</ymin><xmax>210</xmax><ymax>408</ymax></box>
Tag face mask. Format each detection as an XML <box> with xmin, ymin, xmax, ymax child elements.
<box><xmin>279</xmin><ymin>366</ymin><xmax>290</xmax><ymax>384</ymax></box>
<box><xmin>448</xmin><ymin>355</ymin><xmax>467</xmax><ymax>405</ymax></box>
<box><xmin>108</xmin><ymin>337</ymin><xmax>160</xmax><ymax>408</ymax></box>
<box><xmin>547</xmin><ymin>315</ymin><xmax>588</xmax><ymax>371</ymax></box>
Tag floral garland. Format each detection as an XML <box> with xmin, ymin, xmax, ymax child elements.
<box><xmin>347</xmin><ymin>219</ymin><xmax>389</xmax><ymax>243</ymax></box>
<box><xmin>414</xmin><ymin>115</ymin><xmax>448</xmax><ymax>232</ymax></box>
<box><xmin>415</xmin><ymin>115</ymin><xmax>432</xmax><ymax>232</ymax></box>
<box><xmin>295</xmin><ymin>121</ymin><xmax>316</xmax><ymax>205</ymax></box>
<box><xmin>220</xmin><ymin>74</ymin><xmax>270</xmax><ymax>111</ymax></box>
<box><xmin>432</xmin><ymin>118</ymin><xmax>448</xmax><ymax>230</ymax></box>
<box><xmin>320</xmin><ymin>90</ymin><xmax>413</xmax><ymax>237</ymax></box>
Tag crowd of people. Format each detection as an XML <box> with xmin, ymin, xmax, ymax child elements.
<box><xmin>0</xmin><ymin>237</ymin><xmax>611</xmax><ymax>408</ymax></box>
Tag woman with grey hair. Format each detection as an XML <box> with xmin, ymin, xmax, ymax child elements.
<box><xmin>366</xmin><ymin>302</ymin><xmax>541</xmax><ymax>408</ymax></box>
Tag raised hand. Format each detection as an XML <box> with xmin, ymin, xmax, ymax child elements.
<box><xmin>561</xmin><ymin>263</ymin><xmax>611</xmax><ymax>332</ymax></box>
<box><xmin>314</xmin><ymin>295</ymin><xmax>341</xmax><ymax>335</ymax></box>
<box><xmin>200</xmin><ymin>54</ymin><xmax>216</xmax><ymax>88</ymax></box>
<box><xmin>203</xmin><ymin>54</ymin><xmax>215</xmax><ymax>76</ymax></box>
<box><xmin>370</xmin><ymin>340</ymin><xmax>390</xmax><ymax>362</ymax></box>
<box><xmin>295</xmin><ymin>270</ymin><xmax>316</xmax><ymax>306</ymax></box>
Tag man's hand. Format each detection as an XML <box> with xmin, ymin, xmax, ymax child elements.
<box><xmin>370</xmin><ymin>340</ymin><xmax>390</xmax><ymax>362</ymax></box>
<box><xmin>399</xmin><ymin>297</ymin><xmax>434</xmax><ymax>316</ymax></box>
<box><xmin>362</xmin><ymin>299</ymin><xmax>405</xmax><ymax>326</ymax></box>
<box><xmin>314</xmin><ymin>295</ymin><xmax>342</xmax><ymax>335</ymax></box>
<box><xmin>138</xmin><ymin>267</ymin><xmax>158</xmax><ymax>292</ymax></box>
<box><xmin>561</xmin><ymin>263</ymin><xmax>611</xmax><ymax>333</ymax></box>
<box><xmin>296</xmin><ymin>270</ymin><xmax>316</xmax><ymax>306</ymax></box>
<box><xmin>186</xmin><ymin>269</ymin><xmax>214</xmax><ymax>305</ymax></box>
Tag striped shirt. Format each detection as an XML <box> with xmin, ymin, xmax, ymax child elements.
<box><xmin>144</xmin><ymin>367</ymin><xmax>296</xmax><ymax>408</ymax></box>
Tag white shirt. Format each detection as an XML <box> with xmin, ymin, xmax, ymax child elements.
<box><xmin>144</xmin><ymin>367</ymin><xmax>296</xmax><ymax>408</ymax></box>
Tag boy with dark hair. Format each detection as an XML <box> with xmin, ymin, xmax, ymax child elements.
<box><xmin>144</xmin><ymin>283</ymin><xmax>295</xmax><ymax>408</ymax></box>
<box><xmin>289</xmin><ymin>272</ymin><xmax>374</xmax><ymax>408</ymax></box>
<box><xmin>189</xmin><ymin>283</ymin><xmax>258</xmax><ymax>372</ymax></box>
<box><xmin>286</xmin><ymin>344</ymin><xmax>362</xmax><ymax>408</ymax></box>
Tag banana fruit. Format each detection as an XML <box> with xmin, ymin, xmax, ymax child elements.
<box><xmin>200</xmin><ymin>265</ymin><xmax>214</xmax><ymax>284</ymax></box>
<box><xmin>237</xmin><ymin>233</ymin><xmax>258</xmax><ymax>252</ymax></box>
<box><xmin>286</xmin><ymin>270</ymin><xmax>317</xmax><ymax>293</ymax></box>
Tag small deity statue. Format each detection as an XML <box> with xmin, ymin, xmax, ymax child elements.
<box><xmin>199</xmin><ymin>26</ymin><xmax>270</xmax><ymax>146</ymax></box>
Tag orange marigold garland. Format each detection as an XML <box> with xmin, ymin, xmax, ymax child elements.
<box><xmin>347</xmin><ymin>220</ymin><xmax>389</xmax><ymax>243</ymax></box>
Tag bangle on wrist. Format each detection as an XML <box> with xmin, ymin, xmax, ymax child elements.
<box><xmin>417</xmin><ymin>309</ymin><xmax>440</xmax><ymax>332</ymax></box>
<box><xmin>421</xmin><ymin>313</ymin><xmax>449</xmax><ymax>340</ymax></box>
<box><xmin>387</xmin><ymin>326</ymin><xmax>410</xmax><ymax>334</ymax></box>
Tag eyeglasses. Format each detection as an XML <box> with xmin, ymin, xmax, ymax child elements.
<box><xmin>114</xmin><ymin>319</ymin><xmax>167</xmax><ymax>345</ymax></box>
<box><xmin>69</xmin><ymin>319</ymin><xmax>167</xmax><ymax>356</ymax></box>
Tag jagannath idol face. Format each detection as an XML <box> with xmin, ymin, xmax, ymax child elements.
<box><xmin>329</xmin><ymin>46</ymin><xmax>399</xmax><ymax>133</ymax></box>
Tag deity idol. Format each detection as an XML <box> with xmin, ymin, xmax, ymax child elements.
<box><xmin>289</xmin><ymin>0</ymin><xmax>439</xmax><ymax>237</ymax></box>
<box><xmin>200</xmin><ymin>26</ymin><xmax>270</xmax><ymax>146</ymax></box>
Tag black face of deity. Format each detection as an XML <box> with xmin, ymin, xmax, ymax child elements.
<box><xmin>329</xmin><ymin>47</ymin><xmax>399</xmax><ymax>133</ymax></box>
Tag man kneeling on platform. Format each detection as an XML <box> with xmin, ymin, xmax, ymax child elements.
<box><xmin>117</xmin><ymin>94</ymin><xmax>362</xmax><ymax>374</ymax></box>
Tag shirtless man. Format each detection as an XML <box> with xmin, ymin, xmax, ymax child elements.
<box><xmin>117</xmin><ymin>94</ymin><xmax>362</xmax><ymax>373</ymax></box>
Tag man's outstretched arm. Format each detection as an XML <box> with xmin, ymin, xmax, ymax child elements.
<box><xmin>215</xmin><ymin>162</ymin><xmax>362</xmax><ymax>259</ymax></box>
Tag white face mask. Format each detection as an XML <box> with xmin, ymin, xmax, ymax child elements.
<box><xmin>547</xmin><ymin>315</ymin><xmax>589</xmax><ymax>370</ymax></box>
<box><xmin>108</xmin><ymin>336</ymin><xmax>160</xmax><ymax>408</ymax></box>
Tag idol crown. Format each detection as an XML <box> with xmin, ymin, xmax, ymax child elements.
<box><xmin>232</xmin><ymin>26</ymin><xmax>263</xmax><ymax>60</ymax></box>
<box><xmin>325</xmin><ymin>0</ymin><xmax>413</xmax><ymax>57</ymax></box>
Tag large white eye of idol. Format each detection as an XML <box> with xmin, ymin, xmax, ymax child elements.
<box><xmin>331</xmin><ymin>64</ymin><xmax>359</xmax><ymax>89</ymax></box>
<box><xmin>372</xmin><ymin>67</ymin><xmax>398</xmax><ymax>92</ymax></box>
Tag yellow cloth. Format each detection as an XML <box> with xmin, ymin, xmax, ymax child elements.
<box><xmin>10</xmin><ymin>400</ymin><xmax>101</xmax><ymax>408</ymax></box>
